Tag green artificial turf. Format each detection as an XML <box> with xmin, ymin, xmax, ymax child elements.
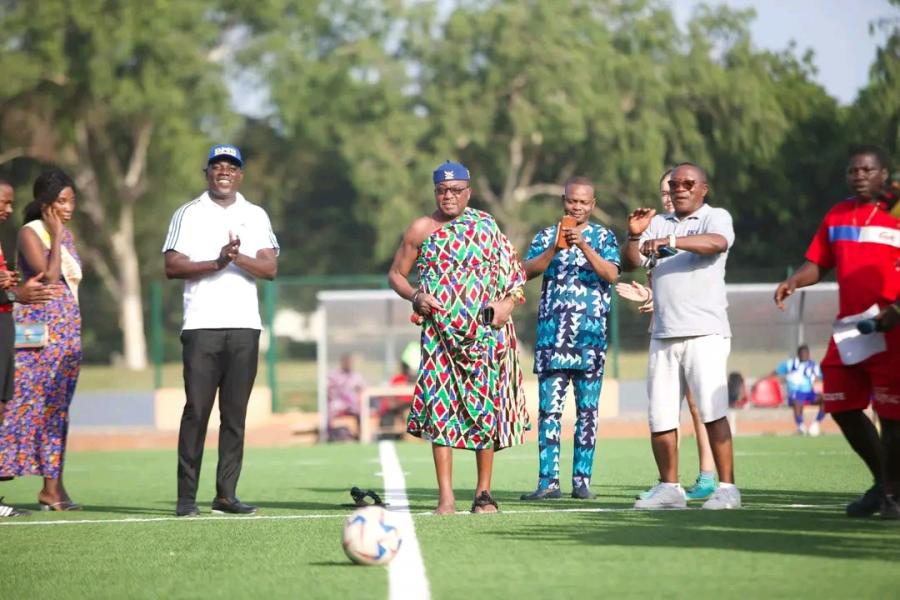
<box><xmin>1</xmin><ymin>436</ymin><xmax>897</xmax><ymax>599</ymax></box>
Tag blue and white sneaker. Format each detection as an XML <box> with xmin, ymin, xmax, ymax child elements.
<box><xmin>685</xmin><ymin>474</ymin><xmax>717</xmax><ymax>501</ymax></box>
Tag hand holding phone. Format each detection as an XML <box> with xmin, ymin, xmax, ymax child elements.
<box><xmin>481</xmin><ymin>306</ymin><xmax>494</xmax><ymax>326</ymax></box>
<box><xmin>656</xmin><ymin>245</ymin><xmax>677</xmax><ymax>258</ymax></box>
<box><xmin>556</xmin><ymin>215</ymin><xmax>577</xmax><ymax>249</ymax></box>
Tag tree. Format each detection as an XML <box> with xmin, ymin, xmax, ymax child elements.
<box><xmin>848</xmin><ymin>4</ymin><xmax>900</xmax><ymax>160</ymax></box>
<box><xmin>230</xmin><ymin>0</ymin><xmax>421</xmax><ymax>269</ymax></box>
<box><xmin>0</xmin><ymin>0</ymin><xmax>237</xmax><ymax>368</ymax></box>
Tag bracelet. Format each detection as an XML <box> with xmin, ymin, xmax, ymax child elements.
<box><xmin>411</xmin><ymin>289</ymin><xmax>423</xmax><ymax>306</ymax></box>
<box><xmin>668</xmin><ymin>233</ymin><xmax>677</xmax><ymax>249</ymax></box>
<box><xmin>628</xmin><ymin>235</ymin><xmax>641</xmax><ymax>241</ymax></box>
<box><xmin>506</xmin><ymin>287</ymin><xmax>526</xmax><ymax>305</ymax></box>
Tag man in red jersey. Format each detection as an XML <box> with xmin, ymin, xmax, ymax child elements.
<box><xmin>775</xmin><ymin>145</ymin><xmax>900</xmax><ymax>520</ymax></box>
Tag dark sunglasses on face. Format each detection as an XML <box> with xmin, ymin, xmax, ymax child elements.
<box><xmin>668</xmin><ymin>179</ymin><xmax>697</xmax><ymax>192</ymax></box>
<box><xmin>435</xmin><ymin>186</ymin><xmax>469</xmax><ymax>197</ymax></box>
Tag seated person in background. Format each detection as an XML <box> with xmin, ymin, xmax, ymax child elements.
<box><xmin>380</xmin><ymin>359</ymin><xmax>417</xmax><ymax>429</ymax></box>
<box><xmin>772</xmin><ymin>345</ymin><xmax>824</xmax><ymax>436</ymax></box>
<box><xmin>326</xmin><ymin>354</ymin><xmax>365</xmax><ymax>441</ymax></box>
<box><xmin>727</xmin><ymin>372</ymin><xmax>748</xmax><ymax>409</ymax></box>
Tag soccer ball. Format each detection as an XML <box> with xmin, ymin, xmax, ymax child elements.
<box><xmin>342</xmin><ymin>505</ymin><xmax>402</xmax><ymax>566</ymax></box>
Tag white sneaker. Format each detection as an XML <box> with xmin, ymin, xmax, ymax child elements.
<box><xmin>633</xmin><ymin>483</ymin><xmax>686</xmax><ymax>510</ymax></box>
<box><xmin>808</xmin><ymin>421</ymin><xmax>821</xmax><ymax>437</ymax></box>
<box><xmin>702</xmin><ymin>485</ymin><xmax>741</xmax><ymax>510</ymax></box>
<box><xmin>796</xmin><ymin>423</ymin><xmax>807</xmax><ymax>436</ymax></box>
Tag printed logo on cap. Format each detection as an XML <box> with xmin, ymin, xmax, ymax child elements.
<box><xmin>214</xmin><ymin>146</ymin><xmax>238</xmax><ymax>158</ymax></box>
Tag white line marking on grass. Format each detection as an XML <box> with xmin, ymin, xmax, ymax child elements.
<box><xmin>379</xmin><ymin>441</ymin><xmax>430</xmax><ymax>600</ymax></box>
<box><xmin>0</xmin><ymin>513</ymin><xmax>348</xmax><ymax>527</ymax></box>
<box><xmin>0</xmin><ymin>502</ymin><xmax>847</xmax><ymax>528</ymax></box>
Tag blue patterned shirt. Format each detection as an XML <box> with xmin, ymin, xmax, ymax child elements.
<box><xmin>526</xmin><ymin>221</ymin><xmax>620</xmax><ymax>374</ymax></box>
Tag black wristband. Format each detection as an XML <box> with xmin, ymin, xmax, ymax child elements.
<box><xmin>628</xmin><ymin>236</ymin><xmax>641</xmax><ymax>241</ymax></box>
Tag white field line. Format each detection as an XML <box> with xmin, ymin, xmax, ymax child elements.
<box><xmin>379</xmin><ymin>440</ymin><xmax>430</xmax><ymax>600</ymax></box>
<box><xmin>0</xmin><ymin>503</ymin><xmax>846</xmax><ymax>528</ymax></box>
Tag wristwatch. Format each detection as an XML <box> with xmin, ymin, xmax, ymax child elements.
<box><xmin>667</xmin><ymin>233</ymin><xmax>677</xmax><ymax>249</ymax></box>
<box><xmin>5</xmin><ymin>290</ymin><xmax>15</xmax><ymax>303</ymax></box>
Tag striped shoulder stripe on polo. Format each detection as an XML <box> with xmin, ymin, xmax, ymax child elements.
<box><xmin>163</xmin><ymin>199</ymin><xmax>202</xmax><ymax>251</ymax></box>
<box><xmin>268</xmin><ymin>226</ymin><xmax>280</xmax><ymax>251</ymax></box>
<box><xmin>258</xmin><ymin>207</ymin><xmax>280</xmax><ymax>250</ymax></box>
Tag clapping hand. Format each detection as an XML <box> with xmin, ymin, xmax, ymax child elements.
<box><xmin>216</xmin><ymin>231</ymin><xmax>241</xmax><ymax>269</ymax></box>
<box><xmin>615</xmin><ymin>281</ymin><xmax>650</xmax><ymax>303</ymax></box>
<box><xmin>615</xmin><ymin>281</ymin><xmax>654</xmax><ymax>313</ymax></box>
<box><xmin>627</xmin><ymin>208</ymin><xmax>656</xmax><ymax>238</ymax></box>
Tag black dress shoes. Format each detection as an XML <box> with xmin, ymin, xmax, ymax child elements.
<box><xmin>211</xmin><ymin>497</ymin><xmax>258</xmax><ymax>515</ymax></box>
<box><xmin>176</xmin><ymin>502</ymin><xmax>200</xmax><ymax>517</ymax></box>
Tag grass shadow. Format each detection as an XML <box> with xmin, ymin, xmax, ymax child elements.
<box><xmin>480</xmin><ymin>487</ymin><xmax>900</xmax><ymax>561</ymax></box>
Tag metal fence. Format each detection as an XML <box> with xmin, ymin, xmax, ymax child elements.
<box><xmin>148</xmin><ymin>275</ymin><xmax>839</xmax><ymax>412</ymax></box>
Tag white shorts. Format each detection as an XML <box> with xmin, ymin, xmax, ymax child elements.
<box><xmin>647</xmin><ymin>334</ymin><xmax>731</xmax><ymax>433</ymax></box>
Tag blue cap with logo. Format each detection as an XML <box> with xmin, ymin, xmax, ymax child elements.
<box><xmin>207</xmin><ymin>144</ymin><xmax>243</xmax><ymax>167</ymax></box>
<box><xmin>432</xmin><ymin>161</ymin><xmax>469</xmax><ymax>184</ymax></box>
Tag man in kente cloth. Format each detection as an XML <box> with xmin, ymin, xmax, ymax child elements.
<box><xmin>388</xmin><ymin>160</ymin><xmax>530</xmax><ymax>514</ymax></box>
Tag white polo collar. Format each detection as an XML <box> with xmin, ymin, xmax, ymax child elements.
<box><xmin>200</xmin><ymin>191</ymin><xmax>247</xmax><ymax>210</ymax></box>
<box><xmin>663</xmin><ymin>202</ymin><xmax>709</xmax><ymax>222</ymax></box>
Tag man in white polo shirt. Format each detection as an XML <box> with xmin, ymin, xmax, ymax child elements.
<box><xmin>621</xmin><ymin>162</ymin><xmax>740</xmax><ymax>510</ymax></box>
<box><xmin>163</xmin><ymin>144</ymin><xmax>279</xmax><ymax>517</ymax></box>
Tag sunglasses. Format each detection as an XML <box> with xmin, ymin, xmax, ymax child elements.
<box><xmin>434</xmin><ymin>186</ymin><xmax>469</xmax><ymax>197</ymax></box>
<box><xmin>668</xmin><ymin>179</ymin><xmax>698</xmax><ymax>192</ymax></box>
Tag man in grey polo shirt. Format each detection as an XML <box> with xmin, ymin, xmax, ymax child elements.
<box><xmin>621</xmin><ymin>162</ymin><xmax>740</xmax><ymax>510</ymax></box>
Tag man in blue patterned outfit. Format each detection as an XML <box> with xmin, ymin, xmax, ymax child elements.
<box><xmin>520</xmin><ymin>177</ymin><xmax>620</xmax><ymax>500</ymax></box>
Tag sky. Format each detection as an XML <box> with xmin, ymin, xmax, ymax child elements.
<box><xmin>671</xmin><ymin>0</ymin><xmax>897</xmax><ymax>105</ymax></box>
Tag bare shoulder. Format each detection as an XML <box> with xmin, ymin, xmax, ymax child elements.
<box><xmin>18</xmin><ymin>225</ymin><xmax>39</xmax><ymax>243</ymax></box>
<box><xmin>405</xmin><ymin>215</ymin><xmax>439</xmax><ymax>247</ymax></box>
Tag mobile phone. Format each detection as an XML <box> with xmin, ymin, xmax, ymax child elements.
<box><xmin>657</xmin><ymin>245</ymin><xmax>677</xmax><ymax>257</ymax></box>
<box><xmin>556</xmin><ymin>215</ymin><xmax>578</xmax><ymax>249</ymax></box>
<box><xmin>481</xmin><ymin>306</ymin><xmax>494</xmax><ymax>326</ymax></box>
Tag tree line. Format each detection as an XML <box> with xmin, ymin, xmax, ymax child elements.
<box><xmin>0</xmin><ymin>0</ymin><xmax>897</xmax><ymax>367</ymax></box>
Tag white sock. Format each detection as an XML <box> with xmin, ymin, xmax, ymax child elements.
<box><xmin>661</xmin><ymin>482</ymin><xmax>681</xmax><ymax>489</ymax></box>
<box><xmin>718</xmin><ymin>482</ymin><xmax>736</xmax><ymax>489</ymax></box>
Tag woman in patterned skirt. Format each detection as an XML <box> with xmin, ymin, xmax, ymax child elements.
<box><xmin>0</xmin><ymin>169</ymin><xmax>83</xmax><ymax>511</ymax></box>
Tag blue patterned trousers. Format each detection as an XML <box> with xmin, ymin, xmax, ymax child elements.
<box><xmin>536</xmin><ymin>369</ymin><xmax>603</xmax><ymax>490</ymax></box>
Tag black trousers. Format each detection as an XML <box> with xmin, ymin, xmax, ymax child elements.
<box><xmin>177</xmin><ymin>328</ymin><xmax>260</xmax><ymax>502</ymax></box>
<box><xmin>0</xmin><ymin>311</ymin><xmax>14</xmax><ymax>402</ymax></box>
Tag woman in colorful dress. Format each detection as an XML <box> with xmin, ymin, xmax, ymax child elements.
<box><xmin>0</xmin><ymin>169</ymin><xmax>83</xmax><ymax>510</ymax></box>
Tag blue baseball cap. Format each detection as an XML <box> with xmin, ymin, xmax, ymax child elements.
<box><xmin>432</xmin><ymin>161</ymin><xmax>469</xmax><ymax>184</ymax></box>
<box><xmin>207</xmin><ymin>144</ymin><xmax>243</xmax><ymax>167</ymax></box>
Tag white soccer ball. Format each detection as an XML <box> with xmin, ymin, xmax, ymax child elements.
<box><xmin>342</xmin><ymin>505</ymin><xmax>402</xmax><ymax>566</ymax></box>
